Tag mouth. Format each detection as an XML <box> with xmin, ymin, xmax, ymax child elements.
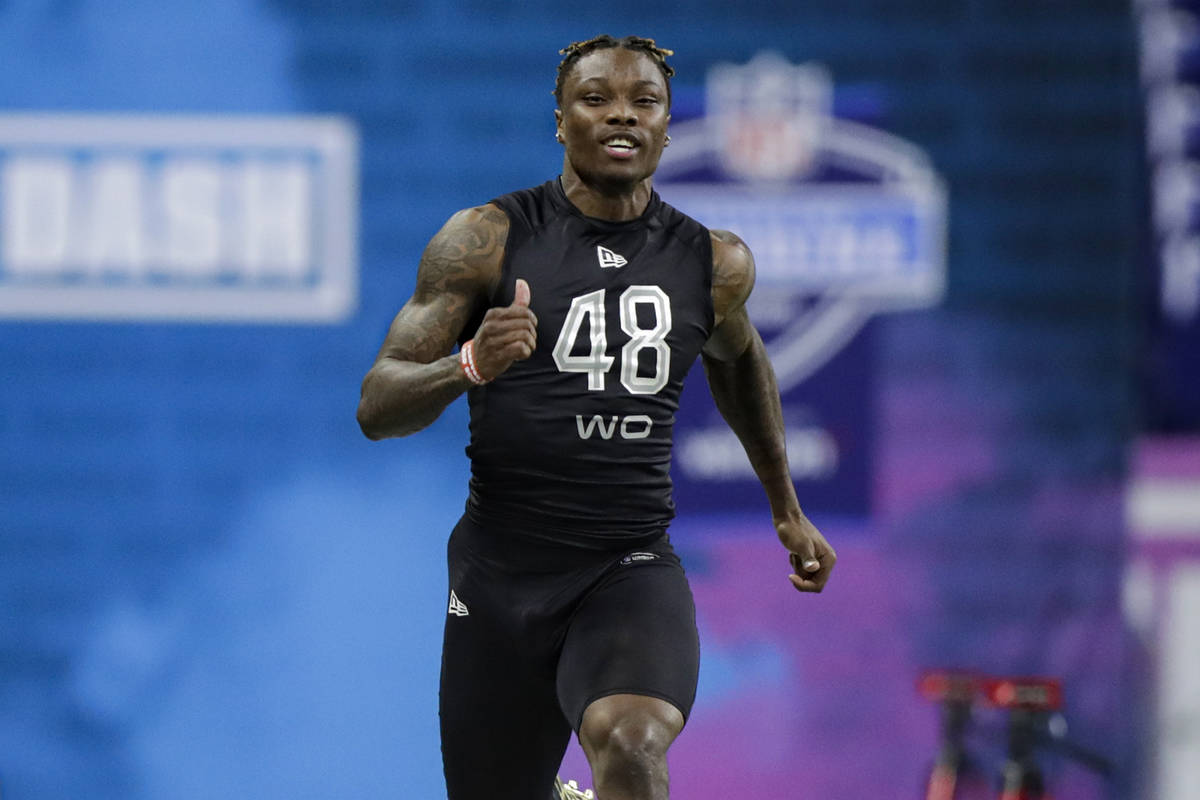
<box><xmin>601</xmin><ymin>134</ymin><xmax>640</xmax><ymax>160</ymax></box>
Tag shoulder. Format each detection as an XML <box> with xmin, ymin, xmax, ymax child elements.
<box><xmin>414</xmin><ymin>204</ymin><xmax>510</xmax><ymax>303</ymax></box>
<box><xmin>439</xmin><ymin>203</ymin><xmax>510</xmax><ymax>242</ymax></box>
<box><xmin>654</xmin><ymin>196</ymin><xmax>712</xmax><ymax>250</ymax></box>
<box><xmin>490</xmin><ymin>179</ymin><xmax>561</xmax><ymax>232</ymax></box>
<box><xmin>709</xmin><ymin>229</ymin><xmax>755</xmax><ymax>324</ymax></box>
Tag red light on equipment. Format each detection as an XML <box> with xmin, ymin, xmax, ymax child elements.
<box><xmin>982</xmin><ymin>677</ymin><xmax>1062</xmax><ymax>711</ymax></box>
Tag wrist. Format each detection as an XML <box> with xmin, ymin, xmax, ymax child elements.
<box><xmin>755</xmin><ymin>471</ymin><xmax>800</xmax><ymax>520</ymax></box>
<box><xmin>772</xmin><ymin>506</ymin><xmax>805</xmax><ymax>529</ymax></box>
<box><xmin>459</xmin><ymin>340</ymin><xmax>490</xmax><ymax>385</ymax></box>
<box><xmin>766</xmin><ymin>487</ymin><xmax>802</xmax><ymax>523</ymax></box>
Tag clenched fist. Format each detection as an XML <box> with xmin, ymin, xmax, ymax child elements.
<box><xmin>471</xmin><ymin>278</ymin><xmax>538</xmax><ymax>381</ymax></box>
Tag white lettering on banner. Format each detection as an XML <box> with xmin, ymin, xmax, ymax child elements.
<box><xmin>2</xmin><ymin>155</ymin><xmax>313</xmax><ymax>279</ymax></box>
<box><xmin>1153</xmin><ymin>161</ymin><xmax>1200</xmax><ymax>236</ymax></box>
<box><xmin>3</xmin><ymin>157</ymin><xmax>72</xmax><ymax>272</ymax></box>
<box><xmin>0</xmin><ymin>113</ymin><xmax>357</xmax><ymax>323</ymax></box>
<box><xmin>1161</xmin><ymin>236</ymin><xmax>1200</xmax><ymax>322</ymax></box>
<box><xmin>1160</xmin><ymin>566</ymin><xmax>1200</xmax><ymax>798</ymax></box>
<box><xmin>656</xmin><ymin>52</ymin><xmax>947</xmax><ymax>391</ymax></box>
<box><xmin>163</xmin><ymin>160</ymin><xmax>223</xmax><ymax>274</ymax></box>
<box><xmin>660</xmin><ymin>185</ymin><xmax>936</xmax><ymax>297</ymax></box>
<box><xmin>678</xmin><ymin>426</ymin><xmax>838</xmax><ymax>480</ymax></box>
<box><xmin>1139</xmin><ymin>8</ymin><xmax>1200</xmax><ymax>325</ymax></box>
<box><xmin>242</xmin><ymin>161</ymin><xmax>311</xmax><ymax>279</ymax></box>
<box><xmin>87</xmin><ymin>158</ymin><xmax>147</xmax><ymax>273</ymax></box>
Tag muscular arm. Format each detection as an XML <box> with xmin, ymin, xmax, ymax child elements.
<box><xmin>702</xmin><ymin>230</ymin><xmax>797</xmax><ymax>518</ymax></box>
<box><xmin>702</xmin><ymin>230</ymin><xmax>836</xmax><ymax>591</ymax></box>
<box><xmin>356</xmin><ymin>204</ymin><xmax>507</xmax><ymax>440</ymax></box>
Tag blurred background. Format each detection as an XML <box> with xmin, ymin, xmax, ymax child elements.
<box><xmin>0</xmin><ymin>0</ymin><xmax>1194</xmax><ymax>797</ymax></box>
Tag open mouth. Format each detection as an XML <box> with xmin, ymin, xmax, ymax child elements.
<box><xmin>602</xmin><ymin>135</ymin><xmax>639</xmax><ymax>159</ymax></box>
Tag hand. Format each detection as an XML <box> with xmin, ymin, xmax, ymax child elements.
<box><xmin>472</xmin><ymin>278</ymin><xmax>538</xmax><ymax>380</ymax></box>
<box><xmin>777</xmin><ymin>513</ymin><xmax>836</xmax><ymax>593</ymax></box>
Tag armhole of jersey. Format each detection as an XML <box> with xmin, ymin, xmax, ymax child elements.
<box><xmin>457</xmin><ymin>200</ymin><xmax>524</xmax><ymax>345</ymax></box>
<box><xmin>486</xmin><ymin>197</ymin><xmax>534</xmax><ymax>307</ymax></box>
<box><xmin>659</xmin><ymin>200</ymin><xmax>718</xmax><ymax>339</ymax></box>
<box><xmin>699</xmin><ymin>226</ymin><xmax>717</xmax><ymax>337</ymax></box>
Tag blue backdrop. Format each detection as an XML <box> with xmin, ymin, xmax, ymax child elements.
<box><xmin>0</xmin><ymin>1</ymin><xmax>1142</xmax><ymax>797</ymax></box>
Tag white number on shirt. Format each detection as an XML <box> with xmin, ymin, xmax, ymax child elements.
<box><xmin>552</xmin><ymin>289</ymin><xmax>614</xmax><ymax>390</ymax></box>
<box><xmin>619</xmin><ymin>285</ymin><xmax>671</xmax><ymax>394</ymax></box>
<box><xmin>552</xmin><ymin>286</ymin><xmax>672</xmax><ymax>394</ymax></box>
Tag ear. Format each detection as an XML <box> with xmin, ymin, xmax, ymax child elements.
<box><xmin>554</xmin><ymin>109</ymin><xmax>564</xmax><ymax>143</ymax></box>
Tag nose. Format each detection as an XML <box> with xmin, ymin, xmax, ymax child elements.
<box><xmin>606</xmin><ymin>102</ymin><xmax>637</xmax><ymax>127</ymax></box>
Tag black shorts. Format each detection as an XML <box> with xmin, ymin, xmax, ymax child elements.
<box><xmin>438</xmin><ymin>514</ymin><xmax>700</xmax><ymax>800</ymax></box>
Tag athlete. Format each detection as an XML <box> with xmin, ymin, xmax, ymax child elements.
<box><xmin>357</xmin><ymin>35</ymin><xmax>836</xmax><ymax>800</ymax></box>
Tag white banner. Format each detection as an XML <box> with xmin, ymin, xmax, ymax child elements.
<box><xmin>0</xmin><ymin>113</ymin><xmax>358</xmax><ymax>323</ymax></box>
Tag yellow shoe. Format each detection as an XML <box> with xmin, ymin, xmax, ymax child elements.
<box><xmin>553</xmin><ymin>775</ymin><xmax>595</xmax><ymax>799</ymax></box>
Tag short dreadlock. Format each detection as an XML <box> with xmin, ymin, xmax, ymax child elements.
<box><xmin>554</xmin><ymin>35</ymin><xmax>675</xmax><ymax>108</ymax></box>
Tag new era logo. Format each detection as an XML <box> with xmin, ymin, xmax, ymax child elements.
<box><xmin>596</xmin><ymin>246</ymin><xmax>627</xmax><ymax>269</ymax></box>
<box><xmin>448</xmin><ymin>590</ymin><xmax>469</xmax><ymax>617</ymax></box>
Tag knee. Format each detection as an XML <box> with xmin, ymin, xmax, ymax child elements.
<box><xmin>595</xmin><ymin>718</ymin><xmax>670</xmax><ymax>768</ymax></box>
<box><xmin>580</xmin><ymin>706</ymin><xmax>677</xmax><ymax>779</ymax></box>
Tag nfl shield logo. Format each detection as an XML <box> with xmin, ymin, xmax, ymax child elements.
<box><xmin>656</xmin><ymin>50</ymin><xmax>947</xmax><ymax>517</ymax></box>
<box><xmin>706</xmin><ymin>53</ymin><xmax>832</xmax><ymax>182</ymax></box>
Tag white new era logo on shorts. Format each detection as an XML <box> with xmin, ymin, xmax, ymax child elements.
<box><xmin>596</xmin><ymin>246</ymin><xmax>627</xmax><ymax>269</ymax></box>
<box><xmin>448</xmin><ymin>590</ymin><xmax>469</xmax><ymax>617</ymax></box>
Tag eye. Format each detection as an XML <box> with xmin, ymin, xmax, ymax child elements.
<box><xmin>636</xmin><ymin>97</ymin><xmax>660</xmax><ymax>106</ymax></box>
<box><xmin>583</xmin><ymin>94</ymin><xmax>605</xmax><ymax>104</ymax></box>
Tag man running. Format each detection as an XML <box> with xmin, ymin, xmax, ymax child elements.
<box><xmin>357</xmin><ymin>34</ymin><xmax>836</xmax><ymax>800</ymax></box>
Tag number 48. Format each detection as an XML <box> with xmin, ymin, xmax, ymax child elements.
<box><xmin>551</xmin><ymin>286</ymin><xmax>672</xmax><ymax>395</ymax></box>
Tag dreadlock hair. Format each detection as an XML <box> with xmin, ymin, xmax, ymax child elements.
<box><xmin>554</xmin><ymin>35</ymin><xmax>675</xmax><ymax>108</ymax></box>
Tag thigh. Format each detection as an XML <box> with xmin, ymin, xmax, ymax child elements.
<box><xmin>439</xmin><ymin>517</ymin><xmax>571</xmax><ymax>800</ymax></box>
<box><xmin>556</xmin><ymin>537</ymin><xmax>701</xmax><ymax>733</ymax></box>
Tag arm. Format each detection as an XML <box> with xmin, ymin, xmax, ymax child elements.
<box><xmin>356</xmin><ymin>204</ymin><xmax>537</xmax><ymax>440</ymax></box>
<box><xmin>701</xmin><ymin>230</ymin><xmax>836</xmax><ymax>592</ymax></box>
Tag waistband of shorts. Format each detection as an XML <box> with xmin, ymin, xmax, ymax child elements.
<box><xmin>454</xmin><ymin>510</ymin><xmax>666</xmax><ymax>572</ymax></box>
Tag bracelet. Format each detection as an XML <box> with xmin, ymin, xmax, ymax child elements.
<box><xmin>459</xmin><ymin>340</ymin><xmax>489</xmax><ymax>385</ymax></box>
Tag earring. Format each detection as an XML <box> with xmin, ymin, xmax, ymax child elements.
<box><xmin>665</xmin><ymin>135</ymin><xmax>671</xmax><ymax>146</ymax></box>
<box><xmin>556</xmin><ymin>133</ymin><xmax>564</xmax><ymax>143</ymax></box>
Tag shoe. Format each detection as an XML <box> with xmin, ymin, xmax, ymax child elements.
<box><xmin>554</xmin><ymin>775</ymin><xmax>595</xmax><ymax>799</ymax></box>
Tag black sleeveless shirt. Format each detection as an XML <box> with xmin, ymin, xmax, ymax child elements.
<box><xmin>464</xmin><ymin>178</ymin><xmax>714</xmax><ymax>548</ymax></box>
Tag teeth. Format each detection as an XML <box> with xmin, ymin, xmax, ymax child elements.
<box><xmin>606</xmin><ymin>137</ymin><xmax>635</xmax><ymax>148</ymax></box>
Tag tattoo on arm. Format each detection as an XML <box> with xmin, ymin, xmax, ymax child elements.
<box><xmin>704</xmin><ymin>229</ymin><xmax>756</xmax><ymax>362</ymax></box>
<box><xmin>710</xmin><ymin>229</ymin><xmax>754</xmax><ymax>323</ymax></box>
<box><xmin>384</xmin><ymin>203</ymin><xmax>508</xmax><ymax>363</ymax></box>
<box><xmin>358</xmin><ymin>204</ymin><xmax>508</xmax><ymax>439</ymax></box>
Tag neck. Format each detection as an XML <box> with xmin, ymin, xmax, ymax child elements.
<box><xmin>559</xmin><ymin>163</ymin><xmax>653</xmax><ymax>221</ymax></box>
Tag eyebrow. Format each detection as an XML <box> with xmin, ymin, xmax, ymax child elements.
<box><xmin>576</xmin><ymin>77</ymin><xmax>664</xmax><ymax>92</ymax></box>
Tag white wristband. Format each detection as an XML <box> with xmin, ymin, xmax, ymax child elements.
<box><xmin>459</xmin><ymin>340</ymin><xmax>489</xmax><ymax>385</ymax></box>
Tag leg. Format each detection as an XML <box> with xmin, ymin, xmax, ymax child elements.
<box><xmin>440</xmin><ymin>517</ymin><xmax>572</xmax><ymax>799</ymax></box>
<box><xmin>440</xmin><ymin>648</ymin><xmax>571</xmax><ymax>799</ymax></box>
<box><xmin>578</xmin><ymin>693</ymin><xmax>684</xmax><ymax>800</ymax></box>
<box><xmin>556</xmin><ymin>536</ymin><xmax>700</xmax><ymax>800</ymax></box>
